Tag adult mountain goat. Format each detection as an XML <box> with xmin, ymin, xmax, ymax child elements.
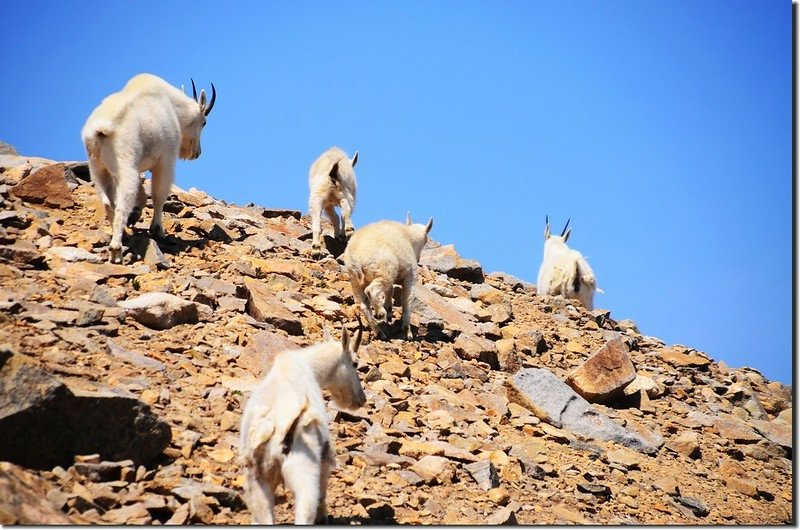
<box><xmin>307</xmin><ymin>147</ymin><xmax>358</xmax><ymax>259</ymax></box>
<box><xmin>536</xmin><ymin>217</ymin><xmax>599</xmax><ymax>311</ymax></box>
<box><xmin>343</xmin><ymin>213</ymin><xmax>433</xmax><ymax>340</ymax></box>
<box><xmin>239</xmin><ymin>321</ymin><xmax>366</xmax><ymax>524</ymax></box>
<box><xmin>81</xmin><ymin>73</ymin><xmax>216</xmax><ymax>263</ymax></box>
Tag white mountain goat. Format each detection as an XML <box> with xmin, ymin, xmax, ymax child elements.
<box><xmin>536</xmin><ymin>216</ymin><xmax>599</xmax><ymax>311</ymax></box>
<box><xmin>239</xmin><ymin>321</ymin><xmax>366</xmax><ymax>524</ymax></box>
<box><xmin>307</xmin><ymin>147</ymin><xmax>358</xmax><ymax>259</ymax></box>
<box><xmin>81</xmin><ymin>73</ymin><xmax>216</xmax><ymax>263</ymax></box>
<box><xmin>343</xmin><ymin>212</ymin><xmax>433</xmax><ymax>340</ymax></box>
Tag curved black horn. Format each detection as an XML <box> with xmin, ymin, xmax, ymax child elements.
<box><xmin>205</xmin><ymin>83</ymin><xmax>216</xmax><ymax>116</ymax></box>
<box><xmin>191</xmin><ymin>78</ymin><xmax>198</xmax><ymax>101</ymax></box>
<box><xmin>561</xmin><ymin>218</ymin><xmax>571</xmax><ymax>237</ymax></box>
<box><xmin>545</xmin><ymin>215</ymin><xmax>549</xmax><ymax>226</ymax></box>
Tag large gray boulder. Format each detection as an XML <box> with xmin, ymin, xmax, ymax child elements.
<box><xmin>507</xmin><ymin>368</ymin><xmax>660</xmax><ymax>454</ymax></box>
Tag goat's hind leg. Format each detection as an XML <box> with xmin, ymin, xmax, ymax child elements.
<box><xmin>108</xmin><ymin>164</ymin><xmax>141</xmax><ymax>263</ymax></box>
<box><xmin>282</xmin><ymin>443</ymin><xmax>322</xmax><ymax>524</ymax></box>
<box><xmin>88</xmin><ymin>159</ymin><xmax>116</xmax><ymax>226</ymax></box>
<box><xmin>309</xmin><ymin>201</ymin><xmax>324</xmax><ymax>259</ymax></box>
<box><xmin>244</xmin><ymin>465</ymin><xmax>276</xmax><ymax>524</ymax></box>
<box><xmin>399</xmin><ymin>276</ymin><xmax>416</xmax><ymax>340</ymax></box>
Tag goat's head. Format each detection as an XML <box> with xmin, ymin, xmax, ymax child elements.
<box><xmin>180</xmin><ymin>79</ymin><xmax>216</xmax><ymax>160</ymax></box>
<box><xmin>405</xmin><ymin>211</ymin><xmax>434</xmax><ymax>260</ymax></box>
<box><xmin>325</xmin><ymin>318</ymin><xmax>366</xmax><ymax>410</ymax></box>
<box><xmin>365</xmin><ymin>283</ymin><xmax>388</xmax><ymax>322</ymax></box>
<box><xmin>544</xmin><ymin>215</ymin><xmax>571</xmax><ymax>244</ymax></box>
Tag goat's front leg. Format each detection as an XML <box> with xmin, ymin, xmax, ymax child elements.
<box><xmin>349</xmin><ymin>275</ymin><xmax>385</xmax><ymax>340</ymax></box>
<box><xmin>127</xmin><ymin>176</ymin><xmax>147</xmax><ymax>227</ymax></box>
<box><xmin>150</xmin><ymin>161</ymin><xmax>175</xmax><ymax>240</ymax></box>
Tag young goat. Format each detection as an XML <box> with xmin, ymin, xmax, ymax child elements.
<box><xmin>308</xmin><ymin>147</ymin><xmax>358</xmax><ymax>259</ymax></box>
<box><xmin>81</xmin><ymin>73</ymin><xmax>216</xmax><ymax>263</ymax></box>
<box><xmin>343</xmin><ymin>213</ymin><xmax>433</xmax><ymax>340</ymax></box>
<box><xmin>239</xmin><ymin>322</ymin><xmax>366</xmax><ymax>524</ymax></box>
<box><xmin>536</xmin><ymin>216</ymin><xmax>599</xmax><ymax>311</ymax></box>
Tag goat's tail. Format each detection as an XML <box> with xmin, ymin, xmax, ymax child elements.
<box><xmin>81</xmin><ymin>119</ymin><xmax>114</xmax><ymax>159</ymax></box>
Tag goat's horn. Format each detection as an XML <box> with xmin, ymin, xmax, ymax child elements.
<box><xmin>561</xmin><ymin>219</ymin><xmax>571</xmax><ymax>237</ymax></box>
<box><xmin>204</xmin><ymin>82</ymin><xmax>216</xmax><ymax>116</ymax></box>
<box><xmin>191</xmin><ymin>78</ymin><xmax>198</xmax><ymax>102</ymax></box>
<box><xmin>545</xmin><ymin>215</ymin><xmax>549</xmax><ymax>227</ymax></box>
<box><xmin>354</xmin><ymin>314</ymin><xmax>363</xmax><ymax>352</ymax></box>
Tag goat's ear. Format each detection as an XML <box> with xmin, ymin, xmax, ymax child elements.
<box><xmin>352</xmin><ymin>315</ymin><xmax>363</xmax><ymax>356</ymax></box>
<box><xmin>322</xmin><ymin>325</ymin><xmax>333</xmax><ymax>342</ymax></box>
<box><xmin>351</xmin><ymin>151</ymin><xmax>359</xmax><ymax>167</ymax></box>
<box><xmin>198</xmin><ymin>89</ymin><xmax>208</xmax><ymax>109</ymax></box>
<box><xmin>406</xmin><ymin>211</ymin><xmax>412</xmax><ymax>225</ymax></box>
<box><xmin>563</xmin><ymin>228</ymin><xmax>572</xmax><ymax>242</ymax></box>
<box><xmin>544</xmin><ymin>223</ymin><xmax>551</xmax><ymax>240</ymax></box>
<box><xmin>425</xmin><ymin>217</ymin><xmax>434</xmax><ymax>234</ymax></box>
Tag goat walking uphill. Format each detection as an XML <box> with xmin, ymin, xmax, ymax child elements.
<box><xmin>81</xmin><ymin>73</ymin><xmax>216</xmax><ymax>263</ymax></box>
<box><xmin>308</xmin><ymin>146</ymin><xmax>358</xmax><ymax>259</ymax></box>
<box><xmin>239</xmin><ymin>321</ymin><xmax>366</xmax><ymax>524</ymax></box>
<box><xmin>536</xmin><ymin>216</ymin><xmax>599</xmax><ymax>311</ymax></box>
<box><xmin>343</xmin><ymin>213</ymin><xmax>433</xmax><ymax>340</ymax></box>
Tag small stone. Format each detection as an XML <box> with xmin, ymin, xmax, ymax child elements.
<box><xmin>464</xmin><ymin>460</ymin><xmax>500</xmax><ymax>491</ymax></box>
<box><xmin>410</xmin><ymin>455</ymin><xmax>456</xmax><ymax>485</ymax></box>
<box><xmin>665</xmin><ymin>431</ymin><xmax>701</xmax><ymax>459</ymax></box>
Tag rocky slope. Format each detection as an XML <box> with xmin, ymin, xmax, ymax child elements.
<box><xmin>0</xmin><ymin>151</ymin><xmax>792</xmax><ymax>525</ymax></box>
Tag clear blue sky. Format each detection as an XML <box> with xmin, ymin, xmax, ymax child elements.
<box><xmin>2</xmin><ymin>1</ymin><xmax>791</xmax><ymax>384</ymax></box>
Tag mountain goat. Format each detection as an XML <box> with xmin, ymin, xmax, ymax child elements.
<box><xmin>308</xmin><ymin>147</ymin><xmax>358</xmax><ymax>259</ymax></box>
<box><xmin>536</xmin><ymin>216</ymin><xmax>598</xmax><ymax>311</ymax></box>
<box><xmin>343</xmin><ymin>212</ymin><xmax>433</xmax><ymax>340</ymax></box>
<box><xmin>81</xmin><ymin>73</ymin><xmax>216</xmax><ymax>263</ymax></box>
<box><xmin>239</xmin><ymin>321</ymin><xmax>366</xmax><ymax>524</ymax></box>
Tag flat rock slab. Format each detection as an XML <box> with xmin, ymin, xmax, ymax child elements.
<box><xmin>45</xmin><ymin>246</ymin><xmax>105</xmax><ymax>263</ymax></box>
<box><xmin>565</xmin><ymin>339</ymin><xmax>636</xmax><ymax>403</ymax></box>
<box><xmin>118</xmin><ymin>292</ymin><xmax>198</xmax><ymax>330</ymax></box>
<box><xmin>507</xmin><ymin>368</ymin><xmax>659</xmax><ymax>454</ymax></box>
<box><xmin>658</xmin><ymin>347</ymin><xmax>711</xmax><ymax>368</ymax></box>
<box><xmin>239</xmin><ymin>330</ymin><xmax>300</xmax><ymax>377</ymax></box>
<box><xmin>244</xmin><ymin>278</ymin><xmax>304</xmax><ymax>335</ymax></box>
<box><xmin>9</xmin><ymin>163</ymin><xmax>74</xmax><ymax>208</ymax></box>
<box><xmin>420</xmin><ymin>243</ymin><xmax>484</xmax><ymax>283</ymax></box>
<box><xmin>0</xmin><ymin>351</ymin><xmax>170</xmax><ymax>469</ymax></box>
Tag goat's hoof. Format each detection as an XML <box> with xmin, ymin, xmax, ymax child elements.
<box><xmin>345</xmin><ymin>227</ymin><xmax>355</xmax><ymax>238</ymax></box>
<box><xmin>108</xmin><ymin>245</ymin><xmax>123</xmax><ymax>264</ymax></box>
<box><xmin>127</xmin><ymin>207</ymin><xmax>142</xmax><ymax>227</ymax></box>
<box><xmin>403</xmin><ymin>327</ymin><xmax>414</xmax><ymax>341</ymax></box>
<box><xmin>149</xmin><ymin>224</ymin><xmax>164</xmax><ymax>240</ymax></box>
<box><xmin>311</xmin><ymin>245</ymin><xmax>324</xmax><ymax>260</ymax></box>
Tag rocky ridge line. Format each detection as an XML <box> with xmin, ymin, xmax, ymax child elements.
<box><xmin>0</xmin><ymin>150</ymin><xmax>792</xmax><ymax>525</ymax></box>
